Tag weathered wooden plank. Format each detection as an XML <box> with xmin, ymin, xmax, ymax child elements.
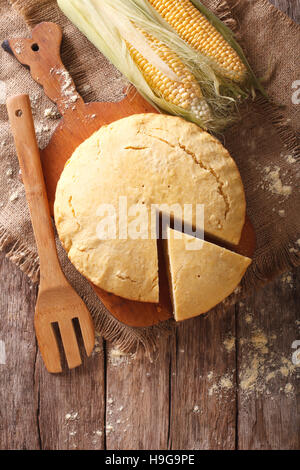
<box><xmin>169</xmin><ymin>307</ymin><xmax>237</xmax><ymax>450</ymax></box>
<box><xmin>271</xmin><ymin>0</ymin><xmax>300</xmax><ymax>23</ymax></box>
<box><xmin>236</xmin><ymin>0</ymin><xmax>300</xmax><ymax>450</ymax></box>
<box><xmin>0</xmin><ymin>253</ymin><xmax>40</xmax><ymax>450</ymax></box>
<box><xmin>105</xmin><ymin>336</ymin><xmax>171</xmax><ymax>450</ymax></box>
<box><xmin>237</xmin><ymin>269</ymin><xmax>300</xmax><ymax>449</ymax></box>
<box><xmin>104</xmin><ymin>0</ymin><xmax>299</xmax><ymax>451</ymax></box>
<box><xmin>36</xmin><ymin>333</ymin><xmax>106</xmax><ymax>450</ymax></box>
<box><xmin>0</xmin><ymin>251</ymin><xmax>106</xmax><ymax>450</ymax></box>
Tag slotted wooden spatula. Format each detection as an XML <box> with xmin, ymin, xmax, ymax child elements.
<box><xmin>7</xmin><ymin>94</ymin><xmax>95</xmax><ymax>373</ymax></box>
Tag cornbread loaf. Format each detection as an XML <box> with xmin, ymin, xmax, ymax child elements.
<box><xmin>54</xmin><ymin>113</ymin><xmax>246</xmax><ymax>302</ymax></box>
<box><xmin>165</xmin><ymin>227</ymin><xmax>252</xmax><ymax>321</ymax></box>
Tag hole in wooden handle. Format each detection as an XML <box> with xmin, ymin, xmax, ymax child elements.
<box><xmin>15</xmin><ymin>109</ymin><xmax>23</xmax><ymax>117</ymax></box>
<box><xmin>31</xmin><ymin>43</ymin><xmax>39</xmax><ymax>52</ymax></box>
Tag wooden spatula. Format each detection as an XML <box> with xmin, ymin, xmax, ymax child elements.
<box><xmin>7</xmin><ymin>94</ymin><xmax>95</xmax><ymax>373</ymax></box>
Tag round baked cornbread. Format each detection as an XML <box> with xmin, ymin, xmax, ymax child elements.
<box><xmin>54</xmin><ymin>113</ymin><xmax>246</xmax><ymax>302</ymax></box>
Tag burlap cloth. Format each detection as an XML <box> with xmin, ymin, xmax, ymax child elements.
<box><xmin>0</xmin><ymin>0</ymin><xmax>299</xmax><ymax>355</ymax></box>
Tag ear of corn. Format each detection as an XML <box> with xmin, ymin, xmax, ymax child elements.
<box><xmin>148</xmin><ymin>0</ymin><xmax>247</xmax><ymax>84</ymax></box>
<box><xmin>189</xmin><ymin>0</ymin><xmax>266</xmax><ymax>96</ymax></box>
<box><xmin>57</xmin><ymin>0</ymin><xmax>266</xmax><ymax>132</ymax></box>
<box><xmin>126</xmin><ymin>28</ymin><xmax>211</xmax><ymax>122</ymax></box>
<box><xmin>57</xmin><ymin>0</ymin><xmax>213</xmax><ymax>129</ymax></box>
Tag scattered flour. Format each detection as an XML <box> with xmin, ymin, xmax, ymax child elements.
<box><xmin>285</xmin><ymin>154</ymin><xmax>296</xmax><ymax>164</ymax></box>
<box><xmin>13</xmin><ymin>42</ymin><xmax>23</xmax><ymax>55</ymax></box>
<box><xmin>266</xmin><ymin>371</ymin><xmax>275</xmax><ymax>382</ymax></box>
<box><xmin>65</xmin><ymin>411</ymin><xmax>79</xmax><ymax>422</ymax></box>
<box><xmin>108</xmin><ymin>347</ymin><xmax>134</xmax><ymax>367</ymax></box>
<box><xmin>0</xmin><ymin>340</ymin><xmax>6</xmax><ymax>365</ymax></box>
<box><xmin>69</xmin><ymin>95</ymin><xmax>78</xmax><ymax>103</ymax></box>
<box><xmin>281</xmin><ymin>272</ymin><xmax>293</xmax><ymax>287</ymax></box>
<box><xmin>234</xmin><ymin>285</ymin><xmax>242</xmax><ymax>295</ymax></box>
<box><xmin>220</xmin><ymin>376</ymin><xmax>233</xmax><ymax>389</ymax></box>
<box><xmin>82</xmin><ymin>84</ymin><xmax>91</xmax><ymax>93</ymax></box>
<box><xmin>263</xmin><ymin>165</ymin><xmax>292</xmax><ymax>197</ymax></box>
<box><xmin>30</xmin><ymin>93</ymin><xmax>39</xmax><ymax>113</ymax></box>
<box><xmin>208</xmin><ymin>373</ymin><xmax>234</xmax><ymax>396</ymax></box>
<box><xmin>207</xmin><ymin>371</ymin><xmax>213</xmax><ymax>381</ymax></box>
<box><xmin>35</xmin><ymin>123</ymin><xmax>50</xmax><ymax>135</ymax></box>
<box><xmin>250</xmin><ymin>329</ymin><xmax>268</xmax><ymax>354</ymax></box>
<box><xmin>239</xmin><ymin>330</ymin><xmax>297</xmax><ymax>399</ymax></box>
<box><xmin>44</xmin><ymin>107</ymin><xmax>60</xmax><ymax>119</ymax></box>
<box><xmin>9</xmin><ymin>191</ymin><xmax>19</xmax><ymax>202</ymax></box>
<box><xmin>284</xmin><ymin>383</ymin><xmax>294</xmax><ymax>396</ymax></box>
<box><xmin>105</xmin><ymin>424</ymin><xmax>114</xmax><ymax>435</ymax></box>
<box><xmin>51</xmin><ymin>68</ymin><xmax>79</xmax><ymax>109</ymax></box>
<box><xmin>92</xmin><ymin>332</ymin><xmax>102</xmax><ymax>355</ymax></box>
<box><xmin>223</xmin><ymin>336</ymin><xmax>235</xmax><ymax>353</ymax></box>
<box><xmin>290</xmin><ymin>244</ymin><xmax>300</xmax><ymax>253</ymax></box>
<box><xmin>240</xmin><ymin>356</ymin><xmax>259</xmax><ymax>391</ymax></box>
<box><xmin>0</xmin><ymin>80</ymin><xmax>7</xmax><ymax>104</ymax></box>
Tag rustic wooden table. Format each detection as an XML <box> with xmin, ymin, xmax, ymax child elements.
<box><xmin>0</xmin><ymin>0</ymin><xmax>299</xmax><ymax>451</ymax></box>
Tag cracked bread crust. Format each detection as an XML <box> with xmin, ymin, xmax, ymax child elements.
<box><xmin>54</xmin><ymin>114</ymin><xmax>246</xmax><ymax>302</ymax></box>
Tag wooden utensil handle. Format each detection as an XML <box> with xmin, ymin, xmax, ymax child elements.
<box><xmin>8</xmin><ymin>22</ymin><xmax>84</xmax><ymax>116</ymax></box>
<box><xmin>7</xmin><ymin>94</ymin><xmax>63</xmax><ymax>285</ymax></box>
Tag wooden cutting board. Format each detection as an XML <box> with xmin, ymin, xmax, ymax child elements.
<box><xmin>4</xmin><ymin>22</ymin><xmax>256</xmax><ymax>327</ymax></box>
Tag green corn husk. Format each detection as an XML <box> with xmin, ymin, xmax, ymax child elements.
<box><xmin>57</xmin><ymin>0</ymin><xmax>266</xmax><ymax>132</ymax></box>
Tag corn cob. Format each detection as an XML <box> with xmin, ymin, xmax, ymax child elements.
<box><xmin>126</xmin><ymin>28</ymin><xmax>211</xmax><ymax>121</ymax></box>
<box><xmin>148</xmin><ymin>0</ymin><xmax>247</xmax><ymax>83</ymax></box>
<box><xmin>58</xmin><ymin>0</ymin><xmax>264</xmax><ymax>131</ymax></box>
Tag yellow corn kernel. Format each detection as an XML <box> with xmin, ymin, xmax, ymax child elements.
<box><xmin>127</xmin><ymin>29</ymin><xmax>211</xmax><ymax>121</ymax></box>
<box><xmin>148</xmin><ymin>0</ymin><xmax>247</xmax><ymax>83</ymax></box>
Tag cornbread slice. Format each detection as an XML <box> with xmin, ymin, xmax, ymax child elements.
<box><xmin>54</xmin><ymin>113</ymin><xmax>246</xmax><ymax>302</ymax></box>
<box><xmin>165</xmin><ymin>227</ymin><xmax>251</xmax><ymax>321</ymax></box>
